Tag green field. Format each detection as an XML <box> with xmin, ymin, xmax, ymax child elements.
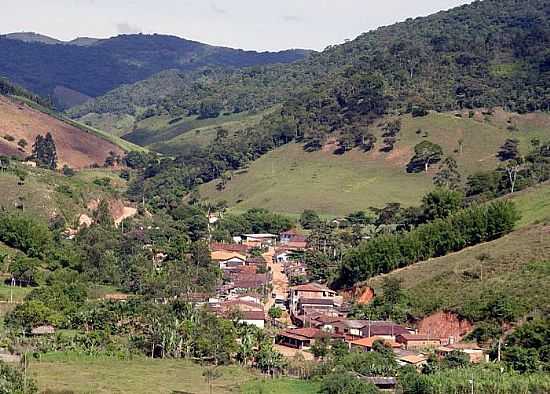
<box><xmin>28</xmin><ymin>354</ymin><xmax>317</xmax><ymax>394</ymax></box>
<box><xmin>241</xmin><ymin>378</ymin><xmax>320</xmax><ymax>394</ymax></box>
<box><xmin>200</xmin><ymin>111</ymin><xmax>550</xmax><ymax>215</ymax></box>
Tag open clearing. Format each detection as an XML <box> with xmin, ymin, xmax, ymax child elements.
<box><xmin>29</xmin><ymin>355</ymin><xmax>317</xmax><ymax>394</ymax></box>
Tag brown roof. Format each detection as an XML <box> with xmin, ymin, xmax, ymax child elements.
<box><xmin>211</xmin><ymin>243</ymin><xmax>250</xmax><ymax>253</ymax></box>
<box><xmin>399</xmin><ymin>354</ymin><xmax>427</xmax><ymax>364</ymax></box>
<box><xmin>397</xmin><ymin>334</ymin><xmax>441</xmax><ymax>342</ymax></box>
<box><xmin>292</xmin><ymin>283</ymin><xmax>332</xmax><ymax>292</ymax></box>
<box><xmin>300</xmin><ymin>298</ymin><xmax>336</xmax><ymax>306</ymax></box>
<box><xmin>362</xmin><ymin>322</ymin><xmax>410</xmax><ymax>337</ymax></box>
<box><xmin>240</xmin><ymin>311</ymin><xmax>265</xmax><ymax>321</ymax></box>
<box><xmin>286</xmin><ymin>241</ymin><xmax>308</xmax><ymax>249</ymax></box>
<box><xmin>351</xmin><ymin>336</ymin><xmax>400</xmax><ymax>349</ymax></box>
<box><xmin>282</xmin><ymin>327</ymin><xmax>323</xmax><ymax>339</ymax></box>
<box><xmin>212</xmin><ymin>250</ymin><xmax>246</xmax><ymax>261</ymax></box>
<box><xmin>222</xmin><ymin>299</ymin><xmax>264</xmax><ymax>312</ymax></box>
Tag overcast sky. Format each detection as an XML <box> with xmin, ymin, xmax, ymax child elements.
<box><xmin>3</xmin><ymin>0</ymin><xmax>473</xmax><ymax>51</ymax></box>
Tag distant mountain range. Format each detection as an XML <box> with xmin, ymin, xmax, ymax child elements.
<box><xmin>2</xmin><ymin>32</ymin><xmax>101</xmax><ymax>46</ymax></box>
<box><xmin>0</xmin><ymin>32</ymin><xmax>311</xmax><ymax>108</ymax></box>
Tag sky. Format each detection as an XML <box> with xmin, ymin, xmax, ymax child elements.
<box><xmin>3</xmin><ymin>0</ymin><xmax>473</xmax><ymax>51</ymax></box>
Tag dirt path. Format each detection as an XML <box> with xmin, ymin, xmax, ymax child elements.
<box><xmin>263</xmin><ymin>247</ymin><xmax>289</xmax><ymax>311</ymax></box>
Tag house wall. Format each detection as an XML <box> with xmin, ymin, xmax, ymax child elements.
<box><xmin>240</xmin><ymin>319</ymin><xmax>265</xmax><ymax>329</ymax></box>
<box><xmin>403</xmin><ymin>340</ymin><xmax>441</xmax><ymax>350</ymax></box>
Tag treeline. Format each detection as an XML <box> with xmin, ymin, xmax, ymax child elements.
<box><xmin>0</xmin><ymin>77</ymin><xmax>52</xmax><ymax>107</ymax></box>
<box><xmin>337</xmin><ymin>200</ymin><xmax>519</xmax><ymax>287</ymax></box>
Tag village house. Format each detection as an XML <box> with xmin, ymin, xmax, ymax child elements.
<box><xmin>349</xmin><ymin>336</ymin><xmax>401</xmax><ymax>352</ymax></box>
<box><xmin>289</xmin><ymin>283</ymin><xmax>340</xmax><ymax>316</ymax></box>
<box><xmin>242</xmin><ymin>233</ymin><xmax>278</xmax><ymax>247</ymax></box>
<box><xmin>396</xmin><ymin>353</ymin><xmax>428</xmax><ymax>369</ymax></box>
<box><xmin>31</xmin><ymin>325</ymin><xmax>56</xmax><ymax>335</ymax></box>
<box><xmin>211</xmin><ymin>242</ymin><xmax>251</xmax><ymax>254</ymax></box>
<box><xmin>359</xmin><ymin>321</ymin><xmax>413</xmax><ymax>340</ymax></box>
<box><xmin>396</xmin><ymin>334</ymin><xmax>441</xmax><ymax>350</ymax></box>
<box><xmin>436</xmin><ymin>343</ymin><xmax>488</xmax><ymax>363</ymax></box>
<box><xmin>210</xmin><ymin>298</ymin><xmax>266</xmax><ymax>328</ymax></box>
<box><xmin>211</xmin><ymin>250</ymin><xmax>246</xmax><ymax>269</ymax></box>
<box><xmin>276</xmin><ymin>327</ymin><xmax>343</xmax><ymax>350</ymax></box>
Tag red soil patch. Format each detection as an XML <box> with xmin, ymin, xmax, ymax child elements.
<box><xmin>0</xmin><ymin>96</ymin><xmax>123</xmax><ymax>169</ymax></box>
<box><xmin>384</xmin><ymin>146</ymin><xmax>414</xmax><ymax>167</ymax></box>
<box><xmin>417</xmin><ymin>311</ymin><xmax>473</xmax><ymax>341</ymax></box>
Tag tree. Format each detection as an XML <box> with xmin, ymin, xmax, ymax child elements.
<box><xmin>311</xmin><ymin>333</ymin><xmax>330</xmax><ymax>359</ymax></box>
<box><xmin>498</xmin><ymin>139</ymin><xmax>520</xmax><ymax>162</ymax></box>
<box><xmin>62</xmin><ymin>165</ymin><xmax>75</xmax><ymax>177</ymax></box>
<box><xmin>421</xmin><ymin>188</ymin><xmax>464</xmax><ymax>222</ymax></box>
<box><xmin>320</xmin><ymin>372</ymin><xmax>379</xmax><ymax>394</ymax></box>
<box><xmin>300</xmin><ymin>210</ymin><xmax>321</xmax><ymax>229</ymax></box>
<box><xmin>433</xmin><ymin>156</ymin><xmax>462</xmax><ymax>190</ymax></box>
<box><xmin>407</xmin><ymin>141</ymin><xmax>443</xmax><ymax>173</ymax></box>
<box><xmin>17</xmin><ymin>138</ymin><xmax>27</xmax><ymax>148</ymax></box>
<box><xmin>32</xmin><ymin>132</ymin><xmax>57</xmax><ymax>170</ymax></box>
<box><xmin>93</xmin><ymin>199</ymin><xmax>114</xmax><ymax>227</ymax></box>
<box><xmin>268</xmin><ymin>306</ymin><xmax>283</xmax><ymax>319</ymax></box>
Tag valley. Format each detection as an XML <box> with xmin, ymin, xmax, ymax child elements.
<box><xmin>0</xmin><ymin>0</ymin><xmax>549</xmax><ymax>393</ymax></box>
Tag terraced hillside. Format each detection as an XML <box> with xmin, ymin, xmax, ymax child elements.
<box><xmin>200</xmin><ymin>110</ymin><xmax>550</xmax><ymax>215</ymax></box>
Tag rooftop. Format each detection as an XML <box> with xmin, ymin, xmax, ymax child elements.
<box><xmin>291</xmin><ymin>283</ymin><xmax>332</xmax><ymax>292</ymax></box>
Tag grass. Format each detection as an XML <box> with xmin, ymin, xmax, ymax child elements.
<box><xmin>0</xmin><ymin>165</ymin><xmax>126</xmax><ymax>222</ymax></box>
<box><xmin>367</xmin><ymin>223</ymin><xmax>550</xmax><ymax>317</ymax></box>
<box><xmin>30</xmin><ymin>354</ymin><xmax>256</xmax><ymax>394</ymax></box>
<box><xmin>0</xmin><ymin>284</ymin><xmax>32</xmax><ymax>302</ymax></box>
<box><xmin>200</xmin><ymin>111</ymin><xmax>550</xmax><ymax>216</ymax></box>
<box><xmin>241</xmin><ymin>378</ymin><xmax>321</xmax><ymax>394</ymax></box>
<box><xmin>506</xmin><ymin>182</ymin><xmax>550</xmax><ymax>227</ymax></box>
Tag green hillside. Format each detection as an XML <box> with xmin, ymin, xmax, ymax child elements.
<box><xmin>365</xmin><ymin>182</ymin><xmax>550</xmax><ymax>319</ymax></box>
<box><xmin>200</xmin><ymin>110</ymin><xmax>550</xmax><ymax>215</ymax></box>
<box><xmin>369</xmin><ymin>224</ymin><xmax>550</xmax><ymax>320</ymax></box>
<box><xmin>0</xmin><ymin>164</ymin><xmax>127</xmax><ymax>222</ymax></box>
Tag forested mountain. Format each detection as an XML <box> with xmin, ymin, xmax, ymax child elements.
<box><xmin>0</xmin><ymin>33</ymin><xmax>310</xmax><ymax>108</ymax></box>
<box><xmin>77</xmin><ymin>0</ymin><xmax>550</xmax><ymax>209</ymax></box>
<box><xmin>73</xmin><ymin>0</ymin><xmax>550</xmax><ymax>135</ymax></box>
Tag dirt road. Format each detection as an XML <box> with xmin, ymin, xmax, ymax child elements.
<box><xmin>263</xmin><ymin>247</ymin><xmax>289</xmax><ymax>311</ymax></box>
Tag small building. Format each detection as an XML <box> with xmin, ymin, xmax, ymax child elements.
<box><xmin>276</xmin><ymin>327</ymin><xmax>343</xmax><ymax>349</ymax></box>
<box><xmin>397</xmin><ymin>354</ymin><xmax>428</xmax><ymax>368</ymax></box>
<box><xmin>436</xmin><ymin>343</ymin><xmax>488</xmax><ymax>363</ymax></box>
<box><xmin>31</xmin><ymin>325</ymin><xmax>55</xmax><ymax>335</ymax></box>
<box><xmin>363</xmin><ymin>377</ymin><xmax>398</xmax><ymax>392</ymax></box>
<box><xmin>211</xmin><ymin>243</ymin><xmax>250</xmax><ymax>254</ymax></box>
<box><xmin>239</xmin><ymin>310</ymin><xmax>266</xmax><ymax>329</ymax></box>
<box><xmin>360</xmin><ymin>321</ymin><xmax>413</xmax><ymax>340</ymax></box>
<box><xmin>396</xmin><ymin>334</ymin><xmax>441</xmax><ymax>350</ymax></box>
<box><xmin>211</xmin><ymin>251</ymin><xmax>246</xmax><ymax>269</ymax></box>
<box><xmin>298</xmin><ymin>298</ymin><xmax>339</xmax><ymax>316</ymax></box>
<box><xmin>350</xmin><ymin>336</ymin><xmax>400</xmax><ymax>352</ymax></box>
<box><xmin>289</xmin><ymin>283</ymin><xmax>339</xmax><ymax>315</ymax></box>
<box><xmin>242</xmin><ymin>233</ymin><xmax>278</xmax><ymax>247</ymax></box>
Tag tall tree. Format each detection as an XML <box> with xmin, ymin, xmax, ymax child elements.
<box><xmin>32</xmin><ymin>132</ymin><xmax>58</xmax><ymax>170</ymax></box>
<box><xmin>434</xmin><ymin>156</ymin><xmax>462</xmax><ymax>190</ymax></box>
<box><xmin>407</xmin><ymin>141</ymin><xmax>443</xmax><ymax>173</ymax></box>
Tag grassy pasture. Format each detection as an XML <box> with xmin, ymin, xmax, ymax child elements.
<box><xmin>200</xmin><ymin>111</ymin><xmax>550</xmax><ymax>216</ymax></box>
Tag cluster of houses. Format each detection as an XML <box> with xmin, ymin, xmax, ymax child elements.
<box><xmin>276</xmin><ymin>281</ymin><xmax>487</xmax><ymax>368</ymax></box>
<box><xmin>209</xmin><ymin>228</ymin><xmax>488</xmax><ymax>377</ymax></box>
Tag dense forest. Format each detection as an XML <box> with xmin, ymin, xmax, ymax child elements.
<box><xmin>72</xmin><ymin>0</ymin><xmax>550</xmax><ymax>129</ymax></box>
<box><xmin>0</xmin><ymin>34</ymin><xmax>308</xmax><ymax>107</ymax></box>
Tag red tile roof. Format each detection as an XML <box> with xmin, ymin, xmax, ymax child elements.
<box><xmin>240</xmin><ymin>311</ymin><xmax>265</xmax><ymax>321</ymax></box>
<box><xmin>211</xmin><ymin>243</ymin><xmax>250</xmax><ymax>253</ymax></box>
